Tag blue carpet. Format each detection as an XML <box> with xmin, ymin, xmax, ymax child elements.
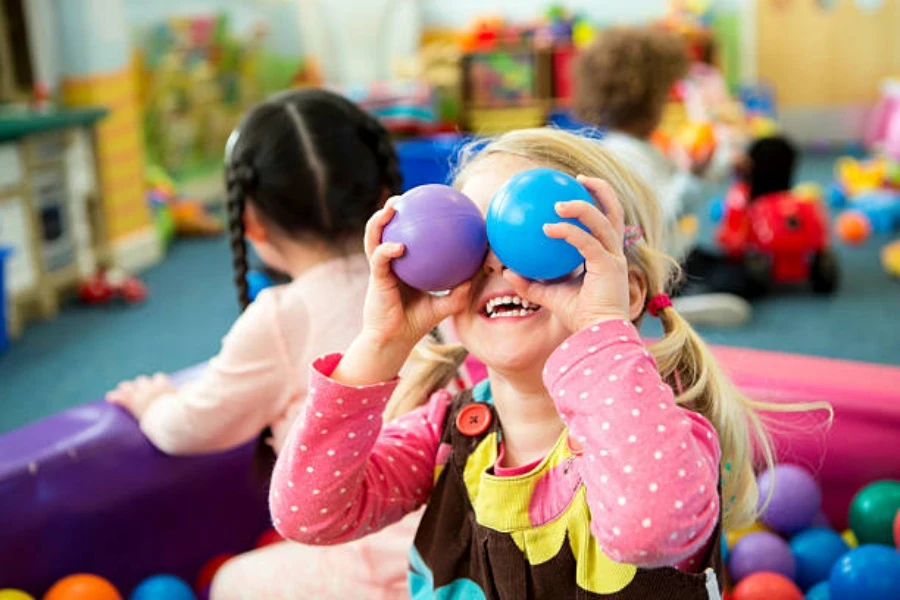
<box><xmin>0</xmin><ymin>152</ymin><xmax>898</xmax><ymax>434</ymax></box>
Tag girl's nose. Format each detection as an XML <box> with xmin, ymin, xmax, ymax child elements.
<box><xmin>483</xmin><ymin>249</ymin><xmax>505</xmax><ymax>275</ymax></box>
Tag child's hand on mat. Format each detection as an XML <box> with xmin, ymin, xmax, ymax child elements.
<box><xmin>503</xmin><ymin>176</ymin><xmax>631</xmax><ymax>333</ymax></box>
<box><xmin>106</xmin><ymin>373</ymin><xmax>175</xmax><ymax>419</ymax></box>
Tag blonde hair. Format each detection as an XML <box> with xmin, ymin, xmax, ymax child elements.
<box><xmin>385</xmin><ymin>128</ymin><xmax>831</xmax><ymax>530</ymax></box>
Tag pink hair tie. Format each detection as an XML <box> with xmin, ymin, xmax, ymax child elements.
<box><xmin>647</xmin><ymin>293</ymin><xmax>672</xmax><ymax>317</ymax></box>
<box><xmin>623</xmin><ymin>226</ymin><xmax>643</xmax><ymax>248</ymax></box>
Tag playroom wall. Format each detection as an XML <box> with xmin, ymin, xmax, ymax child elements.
<box><xmin>755</xmin><ymin>0</ymin><xmax>900</xmax><ymax>145</ymax></box>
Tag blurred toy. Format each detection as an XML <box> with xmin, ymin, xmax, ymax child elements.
<box><xmin>717</xmin><ymin>136</ymin><xmax>838</xmax><ymax>294</ymax></box>
<box><xmin>883</xmin><ymin>239</ymin><xmax>900</xmax><ymax>278</ymax></box>
<box><xmin>848</xmin><ymin>480</ymin><xmax>900</xmax><ymax>546</ymax></box>
<box><xmin>78</xmin><ymin>269</ymin><xmax>148</xmax><ymax>305</ymax></box>
<box><xmin>43</xmin><ymin>574</ymin><xmax>121</xmax><ymax>600</ymax></box>
<box><xmin>675</xmin><ymin>121</ymin><xmax>717</xmax><ymax>163</ymax></box>
<box><xmin>146</xmin><ymin>165</ymin><xmax>223</xmax><ymax>240</ymax></box>
<box><xmin>835</xmin><ymin>156</ymin><xmax>887</xmax><ymax>197</ymax></box>
<box><xmin>835</xmin><ymin>210</ymin><xmax>872</xmax><ymax>245</ymax></box>
<box><xmin>130</xmin><ymin>575</ymin><xmax>195</xmax><ymax>600</ymax></box>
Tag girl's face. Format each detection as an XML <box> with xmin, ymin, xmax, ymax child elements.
<box><xmin>452</xmin><ymin>154</ymin><xmax>577</xmax><ymax>378</ymax></box>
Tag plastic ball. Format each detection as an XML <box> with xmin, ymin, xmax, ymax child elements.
<box><xmin>382</xmin><ymin>184</ymin><xmax>487</xmax><ymax>292</ymax></box>
<box><xmin>882</xmin><ymin>240</ymin><xmax>900</xmax><ymax>279</ymax></box>
<box><xmin>757</xmin><ymin>464</ymin><xmax>822</xmax><ymax>535</ymax></box>
<box><xmin>834</xmin><ymin>211</ymin><xmax>871</xmax><ymax>246</ymax></box>
<box><xmin>848</xmin><ymin>480</ymin><xmax>900</xmax><ymax>546</ymax></box>
<box><xmin>195</xmin><ymin>554</ymin><xmax>234</xmax><ymax>593</ymax></box>
<box><xmin>44</xmin><ymin>574</ymin><xmax>121</xmax><ymax>600</ymax></box>
<box><xmin>256</xmin><ymin>528</ymin><xmax>284</xmax><ymax>548</ymax></box>
<box><xmin>129</xmin><ymin>575</ymin><xmax>195</xmax><ymax>600</ymax></box>
<box><xmin>709</xmin><ymin>195</ymin><xmax>725</xmax><ymax>224</ymax></box>
<box><xmin>730</xmin><ymin>532</ymin><xmax>796</xmax><ymax>583</ymax></box>
<box><xmin>840</xmin><ymin>529</ymin><xmax>858</xmax><ymax>549</ymax></box>
<box><xmin>726</xmin><ymin>522</ymin><xmax>770</xmax><ymax>549</ymax></box>
<box><xmin>895</xmin><ymin>509</ymin><xmax>900</xmax><ymax>549</ymax></box>
<box><xmin>733</xmin><ymin>572</ymin><xmax>803</xmax><ymax>600</ymax></box>
<box><xmin>789</xmin><ymin>528</ymin><xmax>849</xmax><ymax>591</ymax></box>
<box><xmin>825</xmin><ymin>184</ymin><xmax>847</xmax><ymax>209</ymax></box>
<box><xmin>0</xmin><ymin>591</ymin><xmax>35</xmax><ymax>600</ymax></box>
<box><xmin>805</xmin><ymin>581</ymin><xmax>830</xmax><ymax>600</ymax></box>
<box><xmin>828</xmin><ymin>545</ymin><xmax>900</xmax><ymax>600</ymax></box>
<box><xmin>486</xmin><ymin>168</ymin><xmax>593</xmax><ymax>281</ymax></box>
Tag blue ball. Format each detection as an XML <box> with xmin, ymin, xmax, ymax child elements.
<box><xmin>130</xmin><ymin>575</ymin><xmax>196</xmax><ymax>600</ymax></box>
<box><xmin>790</xmin><ymin>528</ymin><xmax>850</xmax><ymax>591</ymax></box>
<box><xmin>246</xmin><ymin>270</ymin><xmax>274</xmax><ymax>302</ymax></box>
<box><xmin>708</xmin><ymin>195</ymin><xmax>725</xmax><ymax>224</ymax></box>
<box><xmin>805</xmin><ymin>581</ymin><xmax>830</xmax><ymax>600</ymax></box>
<box><xmin>486</xmin><ymin>168</ymin><xmax>593</xmax><ymax>281</ymax></box>
<box><xmin>829</xmin><ymin>545</ymin><xmax>900</xmax><ymax>600</ymax></box>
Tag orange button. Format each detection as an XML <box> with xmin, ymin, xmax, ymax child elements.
<box><xmin>566</xmin><ymin>434</ymin><xmax>585</xmax><ymax>456</ymax></box>
<box><xmin>456</xmin><ymin>404</ymin><xmax>493</xmax><ymax>436</ymax></box>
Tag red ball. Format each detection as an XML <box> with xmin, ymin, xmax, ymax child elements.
<box><xmin>894</xmin><ymin>509</ymin><xmax>900</xmax><ymax>549</ymax></box>
<box><xmin>195</xmin><ymin>554</ymin><xmax>234</xmax><ymax>592</ymax></box>
<box><xmin>733</xmin><ymin>572</ymin><xmax>802</xmax><ymax>600</ymax></box>
<box><xmin>256</xmin><ymin>528</ymin><xmax>284</xmax><ymax>548</ymax></box>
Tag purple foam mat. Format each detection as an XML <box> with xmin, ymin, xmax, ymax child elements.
<box><xmin>0</xmin><ymin>364</ymin><xmax>271</xmax><ymax>595</ymax></box>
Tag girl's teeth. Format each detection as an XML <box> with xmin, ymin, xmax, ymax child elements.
<box><xmin>522</xmin><ymin>299</ymin><xmax>530</xmax><ymax>309</ymax></box>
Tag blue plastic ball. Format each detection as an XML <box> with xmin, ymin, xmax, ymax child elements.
<box><xmin>805</xmin><ymin>581</ymin><xmax>830</xmax><ymax>600</ymax></box>
<box><xmin>829</xmin><ymin>545</ymin><xmax>900</xmax><ymax>600</ymax></box>
<box><xmin>130</xmin><ymin>575</ymin><xmax>196</xmax><ymax>600</ymax></box>
<box><xmin>708</xmin><ymin>195</ymin><xmax>725</xmax><ymax>224</ymax></box>
<box><xmin>486</xmin><ymin>168</ymin><xmax>593</xmax><ymax>281</ymax></box>
<box><xmin>790</xmin><ymin>528</ymin><xmax>849</xmax><ymax>591</ymax></box>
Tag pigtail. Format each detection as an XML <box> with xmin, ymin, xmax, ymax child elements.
<box><xmin>225</xmin><ymin>162</ymin><xmax>256</xmax><ymax>311</ymax></box>
<box><xmin>648</xmin><ymin>298</ymin><xmax>831</xmax><ymax>530</ymax></box>
<box><xmin>383</xmin><ymin>342</ymin><xmax>469</xmax><ymax>423</ymax></box>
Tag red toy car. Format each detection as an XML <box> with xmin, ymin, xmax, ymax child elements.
<box><xmin>717</xmin><ymin>182</ymin><xmax>839</xmax><ymax>294</ymax></box>
<box><xmin>78</xmin><ymin>269</ymin><xmax>148</xmax><ymax>305</ymax></box>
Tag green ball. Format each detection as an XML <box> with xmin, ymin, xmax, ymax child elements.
<box><xmin>849</xmin><ymin>480</ymin><xmax>900</xmax><ymax>546</ymax></box>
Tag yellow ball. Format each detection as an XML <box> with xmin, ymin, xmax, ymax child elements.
<box><xmin>0</xmin><ymin>590</ymin><xmax>36</xmax><ymax>600</ymax></box>
<box><xmin>841</xmin><ymin>528</ymin><xmax>859</xmax><ymax>548</ymax></box>
<box><xmin>881</xmin><ymin>240</ymin><xmax>900</xmax><ymax>278</ymax></box>
<box><xmin>725</xmin><ymin>521</ymin><xmax>769</xmax><ymax>548</ymax></box>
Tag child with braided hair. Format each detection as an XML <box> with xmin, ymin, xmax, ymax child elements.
<box><xmin>107</xmin><ymin>89</ymin><xmax>449</xmax><ymax>599</ymax></box>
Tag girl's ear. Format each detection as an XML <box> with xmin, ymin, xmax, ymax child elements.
<box><xmin>627</xmin><ymin>268</ymin><xmax>648</xmax><ymax>322</ymax></box>
<box><xmin>244</xmin><ymin>202</ymin><xmax>268</xmax><ymax>244</ymax></box>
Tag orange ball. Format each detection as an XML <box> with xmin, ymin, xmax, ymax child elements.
<box><xmin>43</xmin><ymin>574</ymin><xmax>121</xmax><ymax>600</ymax></box>
<box><xmin>678</xmin><ymin>122</ymin><xmax>717</xmax><ymax>162</ymax></box>
<box><xmin>195</xmin><ymin>554</ymin><xmax>235</xmax><ymax>592</ymax></box>
<box><xmin>835</xmin><ymin>210</ymin><xmax>871</xmax><ymax>245</ymax></box>
<box><xmin>255</xmin><ymin>528</ymin><xmax>284</xmax><ymax>549</ymax></box>
<box><xmin>733</xmin><ymin>572</ymin><xmax>802</xmax><ymax>600</ymax></box>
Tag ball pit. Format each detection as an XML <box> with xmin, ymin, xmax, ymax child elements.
<box><xmin>757</xmin><ymin>465</ymin><xmax>822</xmax><ymax>535</ymax></box>
<box><xmin>732</xmin><ymin>572</ymin><xmax>802</xmax><ymax>600</ymax></box>
<box><xmin>129</xmin><ymin>575</ymin><xmax>195</xmax><ymax>600</ymax></box>
<box><xmin>848</xmin><ymin>480</ymin><xmax>900</xmax><ymax>546</ymax></box>
<box><xmin>43</xmin><ymin>575</ymin><xmax>121</xmax><ymax>600</ymax></box>
<box><xmin>828</xmin><ymin>545</ymin><xmax>900</xmax><ymax>600</ymax></box>
<box><xmin>729</xmin><ymin>532</ymin><xmax>796</xmax><ymax>583</ymax></box>
<box><xmin>789</xmin><ymin>528</ymin><xmax>849</xmax><ymax>590</ymax></box>
<box><xmin>804</xmin><ymin>581</ymin><xmax>829</xmax><ymax>600</ymax></box>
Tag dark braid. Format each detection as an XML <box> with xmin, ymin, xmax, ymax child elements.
<box><xmin>359</xmin><ymin>114</ymin><xmax>404</xmax><ymax>196</ymax></box>
<box><xmin>225</xmin><ymin>162</ymin><xmax>257</xmax><ymax>311</ymax></box>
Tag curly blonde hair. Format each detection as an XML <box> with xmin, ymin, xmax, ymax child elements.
<box><xmin>573</xmin><ymin>27</ymin><xmax>689</xmax><ymax>136</ymax></box>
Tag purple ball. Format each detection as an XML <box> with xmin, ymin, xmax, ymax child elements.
<box><xmin>729</xmin><ymin>531</ymin><xmax>796</xmax><ymax>583</ymax></box>
<box><xmin>381</xmin><ymin>184</ymin><xmax>487</xmax><ymax>292</ymax></box>
<box><xmin>757</xmin><ymin>464</ymin><xmax>822</xmax><ymax>535</ymax></box>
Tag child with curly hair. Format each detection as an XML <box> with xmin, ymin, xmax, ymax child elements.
<box><xmin>574</xmin><ymin>27</ymin><xmax>752</xmax><ymax>327</ymax></box>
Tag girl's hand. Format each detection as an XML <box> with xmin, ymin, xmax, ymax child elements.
<box><xmin>335</xmin><ymin>200</ymin><xmax>472</xmax><ymax>386</ymax></box>
<box><xmin>106</xmin><ymin>373</ymin><xmax>175</xmax><ymax>419</ymax></box>
<box><xmin>503</xmin><ymin>176</ymin><xmax>630</xmax><ymax>333</ymax></box>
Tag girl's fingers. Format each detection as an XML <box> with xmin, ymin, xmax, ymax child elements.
<box><xmin>544</xmin><ymin>222</ymin><xmax>610</xmax><ymax>265</ymax></box>
<box><xmin>576</xmin><ymin>176</ymin><xmax>626</xmax><ymax>242</ymax></box>
<box><xmin>431</xmin><ymin>281</ymin><xmax>473</xmax><ymax>318</ymax></box>
<box><xmin>502</xmin><ymin>270</ymin><xmax>550</xmax><ymax>309</ymax></box>
<box><xmin>364</xmin><ymin>202</ymin><xmax>398</xmax><ymax>259</ymax></box>
<box><xmin>369</xmin><ymin>242</ymin><xmax>405</xmax><ymax>286</ymax></box>
<box><xmin>554</xmin><ymin>200</ymin><xmax>621</xmax><ymax>256</ymax></box>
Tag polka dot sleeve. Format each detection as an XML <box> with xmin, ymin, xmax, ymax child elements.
<box><xmin>544</xmin><ymin>320</ymin><xmax>721</xmax><ymax>568</ymax></box>
<box><xmin>270</xmin><ymin>353</ymin><xmax>450</xmax><ymax>546</ymax></box>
